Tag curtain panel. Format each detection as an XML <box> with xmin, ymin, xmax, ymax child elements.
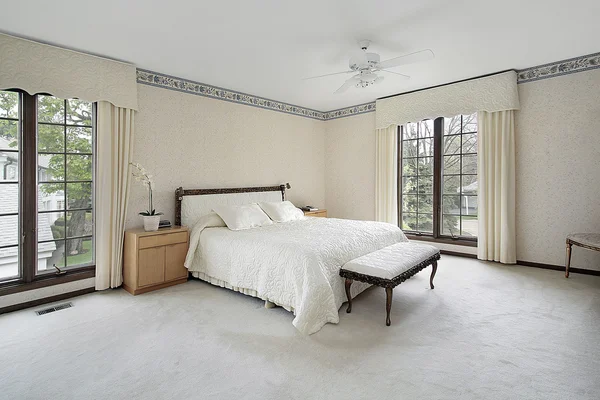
<box><xmin>95</xmin><ymin>102</ymin><xmax>135</xmax><ymax>290</ymax></box>
<box><xmin>477</xmin><ymin>110</ymin><xmax>516</xmax><ymax>264</ymax></box>
<box><xmin>375</xmin><ymin>125</ymin><xmax>399</xmax><ymax>224</ymax></box>
<box><xmin>375</xmin><ymin>71</ymin><xmax>519</xmax><ymax>129</ymax></box>
<box><xmin>0</xmin><ymin>33</ymin><xmax>138</xmax><ymax>110</ymax></box>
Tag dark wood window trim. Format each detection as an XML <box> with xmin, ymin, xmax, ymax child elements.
<box><xmin>398</xmin><ymin>117</ymin><xmax>479</xmax><ymax>247</ymax></box>
<box><xmin>0</xmin><ymin>90</ymin><xmax>96</xmax><ymax>296</ymax></box>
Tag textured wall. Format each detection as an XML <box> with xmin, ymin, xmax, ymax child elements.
<box><xmin>324</xmin><ymin>112</ymin><xmax>377</xmax><ymax>220</ymax></box>
<box><xmin>515</xmin><ymin>69</ymin><xmax>600</xmax><ymax>270</ymax></box>
<box><xmin>126</xmin><ymin>84</ymin><xmax>326</xmax><ymax>229</ymax></box>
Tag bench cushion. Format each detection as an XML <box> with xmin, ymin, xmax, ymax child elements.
<box><xmin>567</xmin><ymin>233</ymin><xmax>600</xmax><ymax>249</ymax></box>
<box><xmin>342</xmin><ymin>242</ymin><xmax>440</xmax><ymax>280</ymax></box>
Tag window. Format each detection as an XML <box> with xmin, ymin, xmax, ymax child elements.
<box><xmin>0</xmin><ymin>90</ymin><xmax>95</xmax><ymax>285</ymax></box>
<box><xmin>399</xmin><ymin>113</ymin><xmax>478</xmax><ymax>242</ymax></box>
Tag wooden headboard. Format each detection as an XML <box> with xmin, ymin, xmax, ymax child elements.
<box><xmin>174</xmin><ymin>184</ymin><xmax>287</xmax><ymax>226</ymax></box>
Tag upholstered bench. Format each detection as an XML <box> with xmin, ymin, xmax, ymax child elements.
<box><xmin>340</xmin><ymin>242</ymin><xmax>441</xmax><ymax>326</ymax></box>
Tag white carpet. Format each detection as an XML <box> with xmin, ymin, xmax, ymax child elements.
<box><xmin>1</xmin><ymin>256</ymin><xmax>599</xmax><ymax>400</ymax></box>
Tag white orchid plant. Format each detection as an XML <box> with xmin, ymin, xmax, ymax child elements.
<box><xmin>130</xmin><ymin>162</ymin><xmax>162</xmax><ymax>216</ymax></box>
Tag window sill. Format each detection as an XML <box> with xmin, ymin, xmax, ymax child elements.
<box><xmin>405</xmin><ymin>235</ymin><xmax>477</xmax><ymax>247</ymax></box>
<box><xmin>0</xmin><ymin>266</ymin><xmax>95</xmax><ymax>296</ymax></box>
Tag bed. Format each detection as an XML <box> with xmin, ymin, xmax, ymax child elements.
<box><xmin>176</xmin><ymin>185</ymin><xmax>408</xmax><ymax>334</ymax></box>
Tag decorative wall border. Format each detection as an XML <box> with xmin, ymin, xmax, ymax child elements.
<box><xmin>516</xmin><ymin>52</ymin><xmax>600</xmax><ymax>84</ymax></box>
<box><xmin>136</xmin><ymin>69</ymin><xmax>326</xmax><ymax>121</ymax></box>
<box><xmin>137</xmin><ymin>51</ymin><xmax>600</xmax><ymax>121</ymax></box>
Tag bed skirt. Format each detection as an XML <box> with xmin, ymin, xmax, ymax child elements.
<box><xmin>190</xmin><ymin>271</ymin><xmax>297</xmax><ymax>313</ymax></box>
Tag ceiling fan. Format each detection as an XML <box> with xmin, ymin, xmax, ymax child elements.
<box><xmin>304</xmin><ymin>40</ymin><xmax>434</xmax><ymax>94</ymax></box>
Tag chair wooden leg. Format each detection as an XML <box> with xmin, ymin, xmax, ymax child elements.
<box><xmin>345</xmin><ymin>278</ymin><xmax>353</xmax><ymax>313</ymax></box>
<box><xmin>430</xmin><ymin>260</ymin><xmax>438</xmax><ymax>289</ymax></box>
<box><xmin>565</xmin><ymin>241</ymin><xmax>572</xmax><ymax>278</ymax></box>
<box><xmin>385</xmin><ymin>287</ymin><xmax>393</xmax><ymax>326</ymax></box>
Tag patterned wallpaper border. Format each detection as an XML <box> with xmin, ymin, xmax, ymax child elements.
<box><xmin>516</xmin><ymin>52</ymin><xmax>600</xmax><ymax>84</ymax></box>
<box><xmin>137</xmin><ymin>51</ymin><xmax>600</xmax><ymax>120</ymax></box>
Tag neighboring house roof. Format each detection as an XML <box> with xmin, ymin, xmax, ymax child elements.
<box><xmin>0</xmin><ymin>179</ymin><xmax>56</xmax><ymax>258</ymax></box>
<box><xmin>459</xmin><ymin>181</ymin><xmax>478</xmax><ymax>194</ymax></box>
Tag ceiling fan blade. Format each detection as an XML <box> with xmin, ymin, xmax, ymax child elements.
<box><xmin>302</xmin><ymin>70</ymin><xmax>354</xmax><ymax>81</ymax></box>
<box><xmin>334</xmin><ymin>75</ymin><xmax>359</xmax><ymax>94</ymax></box>
<box><xmin>378</xmin><ymin>49</ymin><xmax>434</xmax><ymax>69</ymax></box>
<box><xmin>380</xmin><ymin>69</ymin><xmax>410</xmax><ymax>80</ymax></box>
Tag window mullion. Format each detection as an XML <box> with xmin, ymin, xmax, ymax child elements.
<box><xmin>21</xmin><ymin>93</ymin><xmax>38</xmax><ymax>282</ymax></box>
<box><xmin>432</xmin><ymin>118</ymin><xmax>443</xmax><ymax>239</ymax></box>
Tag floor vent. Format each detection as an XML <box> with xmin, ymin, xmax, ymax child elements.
<box><xmin>35</xmin><ymin>302</ymin><xmax>73</xmax><ymax>316</ymax></box>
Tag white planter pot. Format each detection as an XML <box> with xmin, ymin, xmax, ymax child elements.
<box><xmin>142</xmin><ymin>215</ymin><xmax>161</xmax><ymax>232</ymax></box>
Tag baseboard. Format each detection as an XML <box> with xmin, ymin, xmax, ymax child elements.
<box><xmin>441</xmin><ymin>250</ymin><xmax>600</xmax><ymax>277</ymax></box>
<box><xmin>0</xmin><ymin>287</ymin><xmax>95</xmax><ymax>315</ymax></box>
<box><xmin>517</xmin><ymin>260</ymin><xmax>600</xmax><ymax>276</ymax></box>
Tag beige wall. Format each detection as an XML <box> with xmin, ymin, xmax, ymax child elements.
<box><xmin>324</xmin><ymin>69</ymin><xmax>600</xmax><ymax>270</ymax></box>
<box><xmin>515</xmin><ymin>69</ymin><xmax>600</xmax><ymax>270</ymax></box>
<box><xmin>324</xmin><ymin>112</ymin><xmax>377</xmax><ymax>220</ymax></box>
<box><xmin>126</xmin><ymin>84</ymin><xmax>326</xmax><ymax>229</ymax></box>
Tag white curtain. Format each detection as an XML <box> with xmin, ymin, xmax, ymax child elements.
<box><xmin>96</xmin><ymin>102</ymin><xmax>135</xmax><ymax>290</ymax></box>
<box><xmin>477</xmin><ymin>110</ymin><xmax>516</xmax><ymax>264</ymax></box>
<box><xmin>375</xmin><ymin>125</ymin><xmax>398</xmax><ymax>224</ymax></box>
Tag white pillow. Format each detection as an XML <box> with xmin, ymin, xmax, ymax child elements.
<box><xmin>212</xmin><ymin>203</ymin><xmax>273</xmax><ymax>231</ymax></box>
<box><xmin>258</xmin><ymin>201</ymin><xmax>305</xmax><ymax>223</ymax></box>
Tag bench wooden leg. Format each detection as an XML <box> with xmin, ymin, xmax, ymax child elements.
<box><xmin>565</xmin><ymin>241</ymin><xmax>572</xmax><ymax>278</ymax></box>
<box><xmin>430</xmin><ymin>260</ymin><xmax>438</xmax><ymax>289</ymax></box>
<box><xmin>385</xmin><ymin>287</ymin><xmax>393</xmax><ymax>326</ymax></box>
<box><xmin>345</xmin><ymin>278</ymin><xmax>353</xmax><ymax>313</ymax></box>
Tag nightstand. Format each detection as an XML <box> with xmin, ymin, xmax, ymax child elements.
<box><xmin>123</xmin><ymin>226</ymin><xmax>189</xmax><ymax>295</ymax></box>
<box><xmin>304</xmin><ymin>209</ymin><xmax>327</xmax><ymax>218</ymax></box>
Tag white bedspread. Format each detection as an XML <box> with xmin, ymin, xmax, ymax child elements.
<box><xmin>185</xmin><ymin>217</ymin><xmax>408</xmax><ymax>334</ymax></box>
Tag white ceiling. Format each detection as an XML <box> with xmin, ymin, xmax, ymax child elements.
<box><xmin>1</xmin><ymin>0</ymin><xmax>599</xmax><ymax>111</ymax></box>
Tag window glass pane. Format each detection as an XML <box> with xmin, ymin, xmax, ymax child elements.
<box><xmin>419</xmin><ymin>120</ymin><xmax>434</xmax><ymax>138</ymax></box>
<box><xmin>67</xmin><ymin>99</ymin><xmax>92</xmax><ymax>126</ymax></box>
<box><xmin>461</xmin><ymin>155</ymin><xmax>477</xmax><ymax>175</ymax></box>
<box><xmin>0</xmin><ymin>215</ymin><xmax>19</xmax><ymax>247</ymax></box>
<box><xmin>462</xmin><ymin>114</ymin><xmax>478</xmax><ymax>133</ymax></box>
<box><xmin>418</xmin><ymin>195</ymin><xmax>433</xmax><ymax>213</ymax></box>
<box><xmin>462</xmin><ymin>195</ymin><xmax>478</xmax><ymax>216</ymax></box>
<box><xmin>461</xmin><ymin>175</ymin><xmax>478</xmax><ymax>194</ymax></box>
<box><xmin>417</xmin><ymin>176</ymin><xmax>433</xmax><ymax>193</ymax></box>
<box><xmin>0</xmin><ymin>91</ymin><xmax>19</xmax><ymax>119</ymax></box>
<box><xmin>444</xmin><ymin>116</ymin><xmax>462</xmax><ymax>135</ymax></box>
<box><xmin>442</xmin><ymin>215</ymin><xmax>460</xmax><ymax>236</ymax></box>
<box><xmin>38</xmin><ymin>95</ymin><xmax>65</xmax><ymax>123</ymax></box>
<box><xmin>0</xmin><ymin>246</ymin><xmax>19</xmax><ymax>280</ymax></box>
<box><xmin>461</xmin><ymin>216</ymin><xmax>478</xmax><ymax>237</ymax></box>
<box><xmin>403</xmin><ymin>123</ymin><xmax>418</xmax><ymax>140</ymax></box>
<box><xmin>443</xmin><ymin>134</ymin><xmax>460</xmax><ymax>155</ymax></box>
<box><xmin>38</xmin><ymin>183</ymin><xmax>65</xmax><ymax>211</ymax></box>
<box><xmin>38</xmin><ymin>240</ymin><xmax>62</xmax><ymax>272</ymax></box>
<box><xmin>443</xmin><ymin>175</ymin><xmax>460</xmax><ymax>195</ymax></box>
<box><xmin>418</xmin><ymin>138</ymin><xmax>433</xmax><ymax>157</ymax></box>
<box><xmin>40</xmin><ymin>211</ymin><xmax>65</xmax><ymax>241</ymax></box>
<box><xmin>402</xmin><ymin>195</ymin><xmax>416</xmax><ymax>211</ymax></box>
<box><xmin>462</xmin><ymin>133</ymin><xmax>477</xmax><ymax>154</ymax></box>
<box><xmin>39</xmin><ymin>154</ymin><xmax>64</xmax><ymax>181</ymax></box>
<box><xmin>417</xmin><ymin>214</ymin><xmax>433</xmax><ymax>233</ymax></box>
<box><xmin>66</xmin><ymin>210</ymin><xmax>92</xmax><ymax>238</ymax></box>
<box><xmin>66</xmin><ymin>237</ymin><xmax>93</xmax><ymax>267</ymax></box>
<box><xmin>402</xmin><ymin>139</ymin><xmax>417</xmax><ymax>158</ymax></box>
<box><xmin>38</xmin><ymin>124</ymin><xmax>64</xmax><ymax>153</ymax></box>
<box><xmin>67</xmin><ymin>126</ymin><xmax>92</xmax><ymax>153</ymax></box>
<box><xmin>402</xmin><ymin>177</ymin><xmax>417</xmax><ymax>194</ymax></box>
<box><xmin>443</xmin><ymin>195</ymin><xmax>460</xmax><ymax>214</ymax></box>
<box><xmin>67</xmin><ymin>182</ymin><xmax>92</xmax><ymax>209</ymax></box>
<box><xmin>418</xmin><ymin>157</ymin><xmax>433</xmax><ymax>175</ymax></box>
<box><xmin>0</xmin><ymin>120</ymin><xmax>19</xmax><ymax>150</ymax></box>
<box><xmin>66</xmin><ymin>154</ymin><xmax>92</xmax><ymax>181</ymax></box>
<box><xmin>401</xmin><ymin>213</ymin><xmax>416</xmax><ymax>231</ymax></box>
<box><xmin>443</xmin><ymin>155</ymin><xmax>460</xmax><ymax>175</ymax></box>
<box><xmin>402</xmin><ymin>158</ymin><xmax>417</xmax><ymax>176</ymax></box>
<box><xmin>0</xmin><ymin>184</ymin><xmax>19</xmax><ymax>214</ymax></box>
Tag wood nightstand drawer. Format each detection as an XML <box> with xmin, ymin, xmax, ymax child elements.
<box><xmin>304</xmin><ymin>209</ymin><xmax>327</xmax><ymax>218</ymax></box>
<box><xmin>138</xmin><ymin>231</ymin><xmax>188</xmax><ymax>249</ymax></box>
